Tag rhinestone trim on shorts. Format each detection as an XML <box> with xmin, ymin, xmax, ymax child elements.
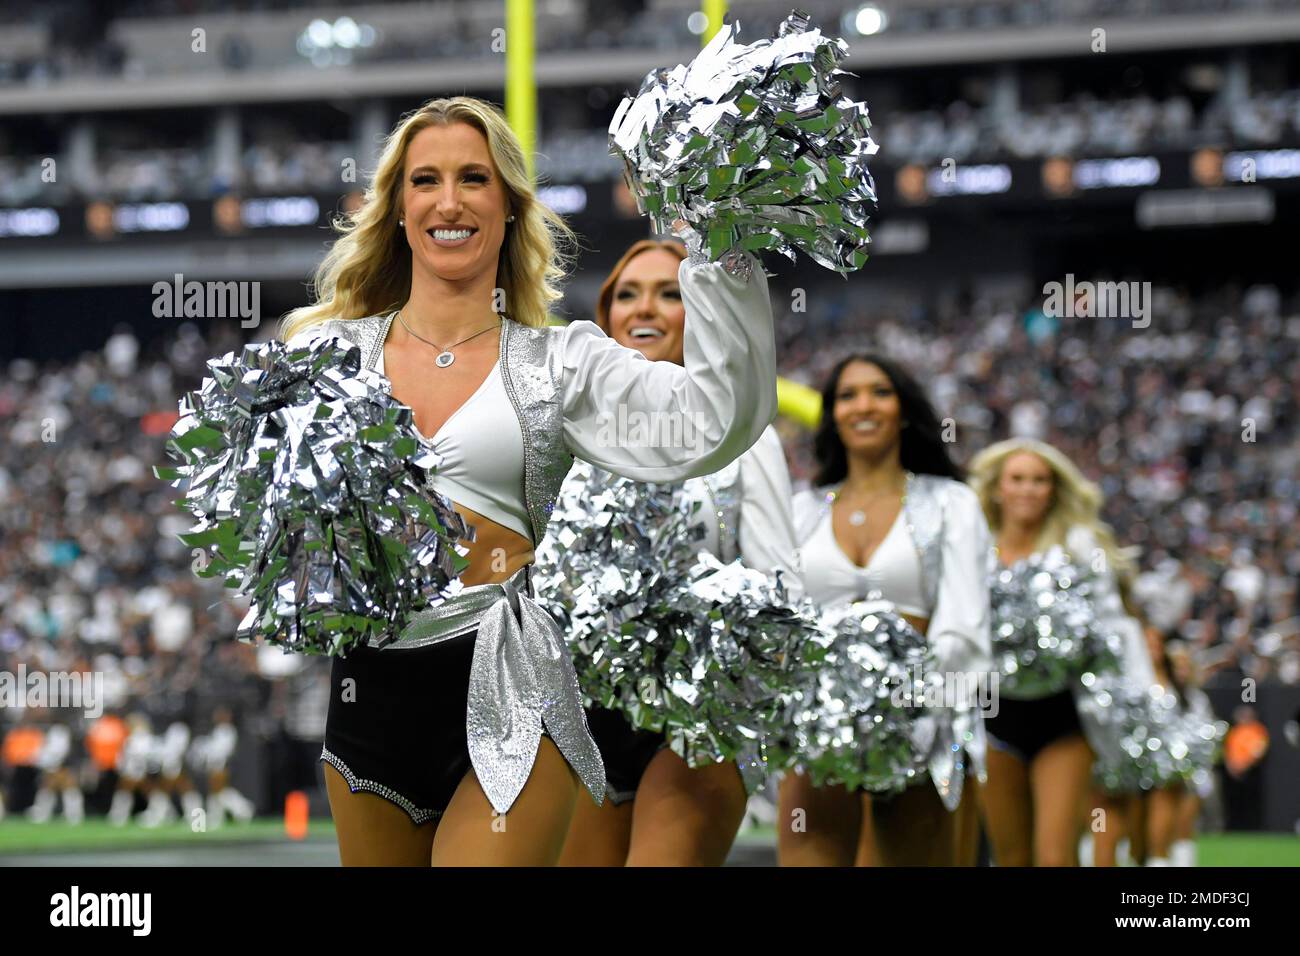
<box><xmin>319</xmin><ymin>746</ymin><xmax>442</xmax><ymax>826</ymax></box>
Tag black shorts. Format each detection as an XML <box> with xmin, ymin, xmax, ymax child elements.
<box><xmin>984</xmin><ymin>689</ymin><xmax>1084</xmax><ymax>764</ymax></box>
<box><xmin>321</xmin><ymin>631</ymin><xmax>480</xmax><ymax>825</ymax></box>
<box><xmin>584</xmin><ymin>706</ymin><xmax>667</xmax><ymax>805</ymax></box>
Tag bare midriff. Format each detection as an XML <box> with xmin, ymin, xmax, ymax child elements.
<box><xmin>381</xmin><ymin>329</ymin><xmax>533</xmax><ymax>587</ymax></box>
<box><xmin>903</xmin><ymin>613</ymin><xmax>930</xmax><ymax>638</ymax></box>
<box><xmin>451</xmin><ymin>503</ymin><xmax>535</xmax><ymax>586</ymax></box>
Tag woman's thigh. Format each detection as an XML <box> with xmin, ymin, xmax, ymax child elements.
<box><xmin>557</xmin><ymin>791</ymin><xmax>635</xmax><ymax>866</ymax></box>
<box><xmin>871</xmin><ymin>781</ymin><xmax>958</xmax><ymax>866</ymax></box>
<box><xmin>324</xmin><ymin>762</ymin><xmax>436</xmax><ymax>866</ymax></box>
<box><xmin>1028</xmin><ymin>734</ymin><xmax>1093</xmax><ymax>866</ymax></box>
<box><xmin>625</xmin><ymin>749</ymin><xmax>747</xmax><ymax>866</ymax></box>
<box><xmin>979</xmin><ymin>745</ymin><xmax>1033</xmax><ymax>867</ymax></box>
<box><xmin>430</xmin><ymin>736</ymin><xmax>579</xmax><ymax>866</ymax></box>
<box><xmin>777</xmin><ymin>772</ymin><xmax>862</xmax><ymax>866</ymax></box>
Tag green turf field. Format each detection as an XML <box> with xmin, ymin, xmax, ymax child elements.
<box><xmin>0</xmin><ymin>818</ymin><xmax>312</xmax><ymax>853</ymax></box>
<box><xmin>1191</xmin><ymin>833</ymin><xmax>1300</xmax><ymax>867</ymax></box>
<box><xmin>1</xmin><ymin>819</ymin><xmax>1297</xmax><ymax>865</ymax></box>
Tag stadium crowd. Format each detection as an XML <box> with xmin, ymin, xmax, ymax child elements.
<box><xmin>774</xmin><ymin>278</ymin><xmax>1300</xmax><ymax>687</ymax></box>
<box><xmin>1</xmin><ymin>276</ymin><xmax>1296</xmax><ymax>822</ymax></box>
<box><xmin>5</xmin><ymin>79</ymin><xmax>1300</xmax><ymax>208</ymax></box>
<box><xmin>0</xmin><ymin>319</ymin><xmax>328</xmax><ymax>824</ymax></box>
<box><xmin>2</xmin><ymin>0</ymin><xmax>1293</xmax><ymax>88</ymax></box>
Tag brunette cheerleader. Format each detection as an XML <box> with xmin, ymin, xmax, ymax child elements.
<box><xmin>779</xmin><ymin>353</ymin><xmax>992</xmax><ymax>867</ymax></box>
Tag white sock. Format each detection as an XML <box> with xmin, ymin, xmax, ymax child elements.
<box><xmin>180</xmin><ymin>789</ymin><xmax>203</xmax><ymax>820</ymax></box>
<box><xmin>1079</xmin><ymin>835</ymin><xmax>1095</xmax><ymax>867</ymax></box>
<box><xmin>109</xmin><ymin>789</ymin><xmax>134</xmax><ymax>825</ymax></box>
<box><xmin>206</xmin><ymin>793</ymin><xmax>226</xmax><ymax>827</ymax></box>
<box><xmin>1146</xmin><ymin>856</ymin><xmax>1171</xmax><ymax>866</ymax></box>
<box><xmin>26</xmin><ymin>788</ymin><xmax>55</xmax><ymax>823</ymax></box>
<box><xmin>62</xmin><ymin>788</ymin><xmax>84</xmax><ymax>825</ymax></box>
<box><xmin>1171</xmin><ymin>839</ymin><xmax>1196</xmax><ymax>867</ymax></box>
<box><xmin>220</xmin><ymin>788</ymin><xmax>254</xmax><ymax>822</ymax></box>
<box><xmin>139</xmin><ymin>790</ymin><xmax>175</xmax><ymax>827</ymax></box>
<box><xmin>1116</xmin><ymin>837</ymin><xmax>1133</xmax><ymax>867</ymax></box>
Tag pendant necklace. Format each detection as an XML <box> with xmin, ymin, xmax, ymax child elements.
<box><xmin>396</xmin><ymin>310</ymin><xmax>502</xmax><ymax>368</ymax></box>
<box><xmin>834</xmin><ymin>479</ymin><xmax>908</xmax><ymax>527</ymax></box>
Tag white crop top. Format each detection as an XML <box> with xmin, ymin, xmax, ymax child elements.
<box><xmin>799</xmin><ymin>504</ymin><xmax>929</xmax><ymax>617</ymax></box>
<box><xmin>794</xmin><ymin>480</ymin><xmax>994</xmax><ymax>678</ymax></box>
<box><xmin>373</xmin><ymin>349</ymin><xmax>531</xmax><ymax>541</ymax></box>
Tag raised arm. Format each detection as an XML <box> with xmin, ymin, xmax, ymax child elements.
<box><xmin>560</xmin><ymin>253</ymin><xmax>777</xmax><ymax>481</ymax></box>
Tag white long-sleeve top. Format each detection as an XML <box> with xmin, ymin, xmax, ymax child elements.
<box><xmin>682</xmin><ymin>424</ymin><xmax>800</xmax><ymax>589</ymax></box>
<box><xmin>558</xmin><ymin>255</ymin><xmax>777</xmax><ymax>481</ymax></box>
<box><xmin>286</xmin><ymin>254</ymin><xmax>777</xmax><ymax>544</ymax></box>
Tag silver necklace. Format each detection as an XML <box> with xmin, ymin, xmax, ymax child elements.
<box><xmin>834</xmin><ymin>481</ymin><xmax>907</xmax><ymax>527</ymax></box>
<box><xmin>396</xmin><ymin>310</ymin><xmax>501</xmax><ymax>368</ymax></box>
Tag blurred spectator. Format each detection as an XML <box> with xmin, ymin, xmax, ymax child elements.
<box><xmin>1222</xmin><ymin>705</ymin><xmax>1270</xmax><ymax>830</ymax></box>
<box><xmin>0</xmin><ymin>320</ymin><xmax>325</xmax><ymax>822</ymax></box>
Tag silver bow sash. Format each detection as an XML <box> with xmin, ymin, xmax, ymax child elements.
<box><xmin>913</xmin><ymin>704</ymin><xmax>988</xmax><ymax>812</ymax></box>
<box><xmin>371</xmin><ymin>568</ymin><xmax>606</xmax><ymax>816</ymax></box>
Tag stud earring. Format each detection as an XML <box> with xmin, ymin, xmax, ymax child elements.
<box><xmin>506</xmin><ymin>214</ymin><xmax>516</xmax><ymax>222</ymax></box>
<box><xmin>398</xmin><ymin>219</ymin><xmax>405</xmax><ymax>227</ymax></box>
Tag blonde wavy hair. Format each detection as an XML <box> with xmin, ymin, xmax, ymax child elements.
<box><xmin>279</xmin><ymin>96</ymin><xmax>575</xmax><ymax>340</ymax></box>
<box><xmin>969</xmin><ymin>438</ymin><xmax>1137</xmax><ymax>584</ymax></box>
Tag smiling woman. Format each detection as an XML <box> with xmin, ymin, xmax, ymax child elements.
<box><xmin>274</xmin><ymin>96</ymin><xmax>778</xmax><ymax>867</ymax></box>
<box><xmin>968</xmin><ymin>438</ymin><xmax>1150</xmax><ymax>869</ymax></box>
<box><xmin>595</xmin><ymin>238</ymin><xmax>687</xmax><ymax>364</ymax></box>
<box><xmin>551</xmin><ymin>236</ymin><xmax>800</xmax><ymax>868</ymax></box>
<box><xmin>781</xmin><ymin>352</ymin><xmax>993</xmax><ymax>868</ymax></box>
<box><xmin>400</xmin><ymin>125</ymin><xmax>511</xmax><ymax>285</ymax></box>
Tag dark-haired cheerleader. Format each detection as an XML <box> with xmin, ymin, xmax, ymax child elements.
<box><xmin>779</xmin><ymin>353</ymin><xmax>992</xmax><ymax>867</ymax></box>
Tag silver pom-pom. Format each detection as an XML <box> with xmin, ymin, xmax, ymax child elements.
<box><xmin>1077</xmin><ymin>674</ymin><xmax>1226</xmax><ymax>793</ymax></box>
<box><xmin>609</xmin><ymin>9</ymin><xmax>877</xmax><ymax>274</ymax></box>
<box><xmin>155</xmin><ymin>336</ymin><xmax>471</xmax><ymax>656</ymax></box>
<box><xmin>535</xmin><ymin>463</ymin><xmax>823</xmax><ymax>768</ymax></box>
<box><xmin>769</xmin><ymin>600</ymin><xmax>932</xmax><ymax>793</ymax></box>
<box><xmin>990</xmin><ymin>548</ymin><xmax>1122</xmax><ymax>698</ymax></box>
<box><xmin>1178</xmin><ymin>704</ymin><xmax>1228</xmax><ymax>796</ymax></box>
